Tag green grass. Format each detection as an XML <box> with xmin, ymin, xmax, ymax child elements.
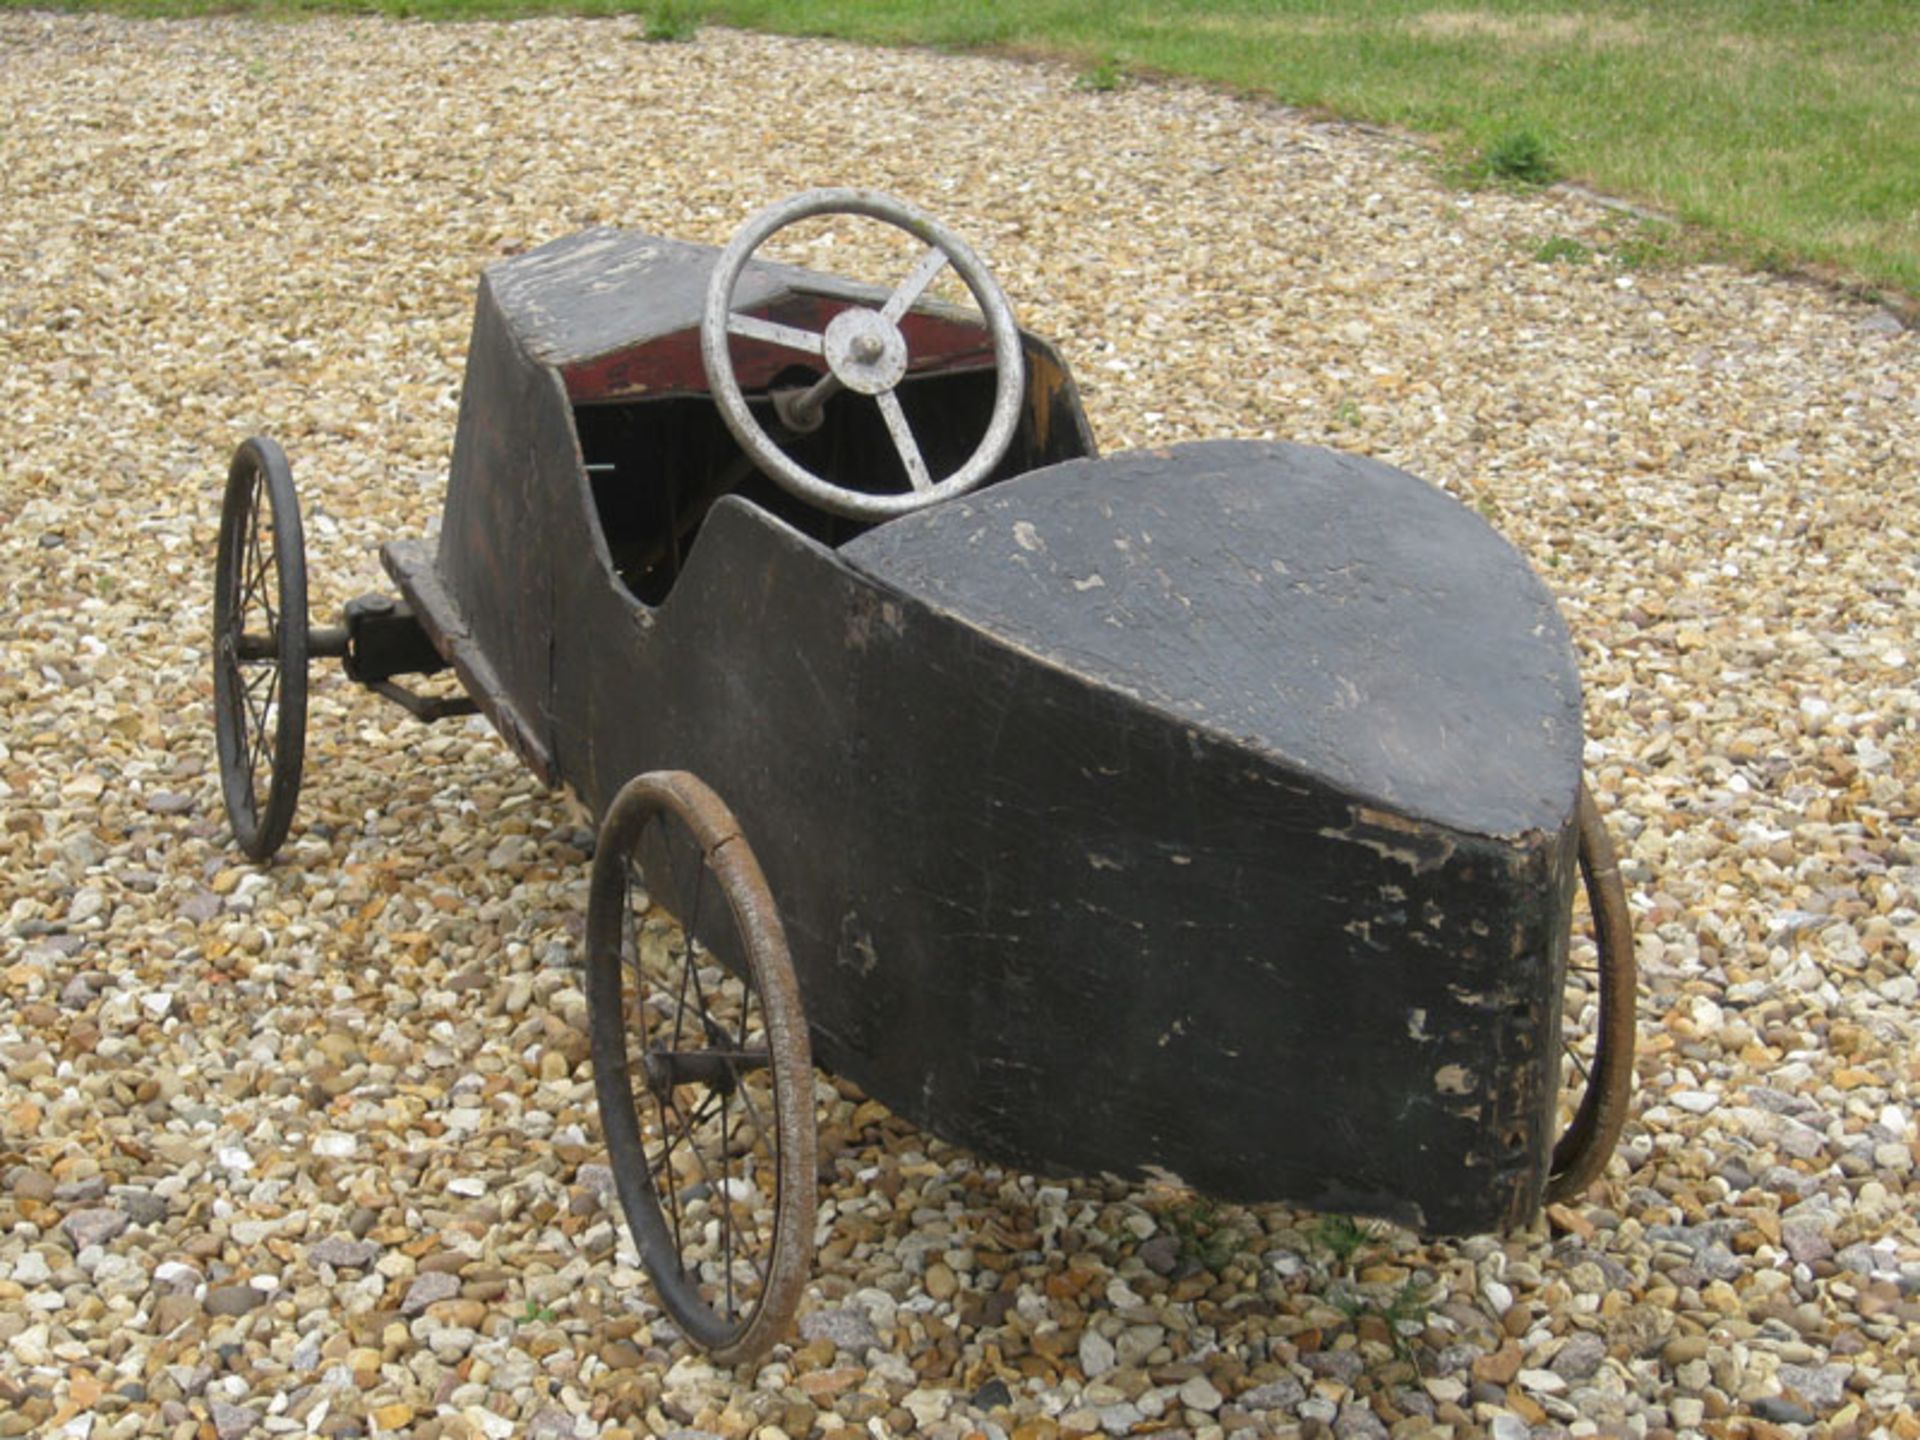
<box><xmin>14</xmin><ymin>0</ymin><xmax>1920</xmax><ymax>303</ymax></box>
<box><xmin>1306</xmin><ymin>1212</ymin><xmax>1381</xmax><ymax>1269</ymax></box>
<box><xmin>1074</xmin><ymin>53</ymin><xmax>1130</xmax><ymax>92</ymax></box>
<box><xmin>1533</xmin><ymin>234</ymin><xmax>1592</xmax><ymax>265</ymax></box>
<box><xmin>1479</xmin><ymin>128</ymin><xmax>1559</xmax><ymax>188</ymax></box>
<box><xmin>638</xmin><ymin>0</ymin><xmax>698</xmax><ymax>41</ymax></box>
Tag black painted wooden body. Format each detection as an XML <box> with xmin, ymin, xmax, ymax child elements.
<box><xmin>388</xmin><ymin>230</ymin><xmax>1585</xmax><ymax>1233</ymax></box>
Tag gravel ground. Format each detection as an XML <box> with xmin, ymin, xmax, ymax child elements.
<box><xmin>3</xmin><ymin>11</ymin><xmax>1918</xmax><ymax>1440</ymax></box>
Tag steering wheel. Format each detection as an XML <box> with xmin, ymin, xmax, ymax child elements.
<box><xmin>700</xmin><ymin>188</ymin><xmax>1026</xmax><ymax>522</ymax></box>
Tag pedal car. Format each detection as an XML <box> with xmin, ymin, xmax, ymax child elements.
<box><xmin>212</xmin><ymin>189</ymin><xmax>1635</xmax><ymax>1362</ymax></box>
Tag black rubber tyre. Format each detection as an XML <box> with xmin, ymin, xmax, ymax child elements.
<box><xmin>213</xmin><ymin>437</ymin><xmax>309</xmax><ymax>862</ymax></box>
<box><xmin>1546</xmin><ymin>782</ymin><xmax>1637</xmax><ymax>1203</ymax></box>
<box><xmin>586</xmin><ymin>772</ymin><xmax>816</xmax><ymax>1364</ymax></box>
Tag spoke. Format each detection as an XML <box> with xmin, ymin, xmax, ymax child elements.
<box><xmin>624</xmin><ymin>864</ymin><xmax>652</xmax><ymax>1002</ymax></box>
<box><xmin>726</xmin><ymin>1085</ymin><xmax>773</xmax><ymax>1262</ymax></box>
<box><xmin>671</xmin><ymin>932</ymin><xmax>697</xmax><ymax>1058</ymax></box>
<box><xmin>677</xmin><ymin>1096</ymin><xmax>730</xmax><ymax>1199</ymax></box>
<box><xmin>660</xmin><ymin>1052</ymin><xmax>764</xmax><ymax>1075</ymax></box>
<box><xmin>732</xmin><ymin>1067</ymin><xmax>776</xmax><ymax>1153</ymax></box>
<box><xmin>624</xmin><ymin>898</ymin><xmax>652</xmax><ymax>1051</ymax></box>
<box><xmin>678</xmin><ymin>1086</ymin><xmax>725</xmax><ymax>1136</ymax></box>
<box><xmin>228</xmin><ymin>690</ymin><xmax>250</xmax><ymax>768</ymax></box>
<box><xmin>228</xmin><ymin>507</ymin><xmax>255</xmax><ymax>628</ymax></box>
<box><xmin>653</xmin><ymin>831</ymin><xmax>689</xmax><ymax>1057</ymax></box>
<box><xmin>652</xmin><ymin>1091</ymin><xmax>686</xmax><ymax>1263</ymax></box>
<box><xmin>658</xmin><ymin>824</ymin><xmax>703</xmax><ymax>1059</ymax></box>
<box><xmin>246</xmin><ymin>481</ymin><xmax>277</xmax><ymax>634</ymax></box>
<box><xmin>239</xmin><ymin>477</ymin><xmax>265</xmax><ymax>611</ymax></box>
<box><xmin>247</xmin><ymin>663</ymin><xmax>281</xmax><ymax>782</ymax></box>
<box><xmin>625</xmin><ymin>857</ymin><xmax>687</xmax><ymax>1265</ymax></box>
<box><xmin>243</xmin><ymin>526</ymin><xmax>259</xmax><ymax>612</ymax></box>
<box><xmin>1563</xmin><ymin>1040</ymin><xmax>1593</xmax><ymax>1082</ymax></box>
<box><xmin>881</xmin><ymin>245</ymin><xmax>950</xmax><ymax>324</ymax></box>
<box><xmin>724</xmin><ymin>977</ymin><xmax>774</xmax><ymax>1265</ymax></box>
<box><xmin>729</xmin><ymin>985</ymin><xmax>772</xmax><ymax>1143</ymax></box>
<box><xmin>721</xmin><ymin>1083</ymin><xmax>735</xmax><ymax>1318</ymax></box>
<box><xmin>229</xmin><ymin>704</ymin><xmax>256</xmax><ymax>820</ymax></box>
<box><xmin>681</xmin><ymin>865</ymin><xmax>719</xmax><ymax>1040</ymax></box>
<box><xmin>727</xmin><ymin>312</ymin><xmax>826</xmax><ymax>355</ymax></box>
<box><xmin>876</xmin><ymin>389</ymin><xmax>933</xmax><ymax>492</ymax></box>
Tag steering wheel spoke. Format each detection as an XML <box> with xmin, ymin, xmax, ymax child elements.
<box><xmin>701</xmin><ymin>188</ymin><xmax>1026</xmax><ymax>520</ymax></box>
<box><xmin>881</xmin><ymin>245</ymin><xmax>951</xmax><ymax>325</ymax></box>
<box><xmin>876</xmin><ymin>390</ymin><xmax>933</xmax><ymax>492</ymax></box>
<box><xmin>726</xmin><ymin>312</ymin><xmax>826</xmax><ymax>356</ymax></box>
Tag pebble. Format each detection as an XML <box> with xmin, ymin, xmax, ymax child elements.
<box><xmin>1</xmin><ymin>13</ymin><xmax>1917</xmax><ymax>1440</ymax></box>
<box><xmin>204</xmin><ymin>1285</ymin><xmax>264</xmax><ymax>1318</ymax></box>
<box><xmin>309</xmin><ymin>1237</ymin><xmax>380</xmax><ymax>1270</ymax></box>
<box><xmin>402</xmin><ymin>1272</ymin><xmax>462</xmax><ymax>1315</ymax></box>
<box><xmin>1240</xmin><ymin>1377</ymin><xmax>1308</xmax><ymax>1411</ymax></box>
<box><xmin>1078</xmin><ymin>1328</ymin><xmax>1118</xmax><ymax>1379</ymax></box>
<box><xmin>1178</xmin><ymin>1375</ymin><xmax>1223</xmax><ymax>1412</ymax></box>
<box><xmin>1778</xmin><ymin>1363</ymin><xmax>1850</xmax><ymax>1409</ymax></box>
<box><xmin>1550</xmin><ymin>1330</ymin><xmax>1607</xmax><ymax>1379</ymax></box>
<box><xmin>797</xmin><ymin>1307</ymin><xmax>879</xmax><ymax>1354</ymax></box>
<box><xmin>59</xmin><ymin>1208</ymin><xmax>128</xmax><ymax>1249</ymax></box>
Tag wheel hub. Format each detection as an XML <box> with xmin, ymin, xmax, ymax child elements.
<box><xmin>822</xmin><ymin>308</ymin><xmax>909</xmax><ymax>396</ymax></box>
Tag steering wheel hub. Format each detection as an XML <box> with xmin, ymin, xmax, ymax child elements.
<box><xmin>823</xmin><ymin>308</ymin><xmax>909</xmax><ymax>396</ymax></box>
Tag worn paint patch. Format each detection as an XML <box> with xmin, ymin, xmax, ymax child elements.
<box><xmin>839</xmin><ymin>915</ymin><xmax>881</xmax><ymax>977</ymax></box>
<box><xmin>1321</xmin><ymin>805</ymin><xmax>1456</xmax><ymax>875</ymax></box>
<box><xmin>845</xmin><ymin>591</ymin><xmax>905</xmax><ymax>651</ymax></box>
<box><xmin>1407</xmin><ymin>1008</ymin><xmax>1430</xmax><ymax>1041</ymax></box>
<box><xmin>1447</xmin><ymin>983</ymin><xmax>1522</xmax><ymax>1011</ymax></box>
<box><xmin>1434</xmin><ymin>1064</ymin><xmax>1476</xmax><ymax>1095</ymax></box>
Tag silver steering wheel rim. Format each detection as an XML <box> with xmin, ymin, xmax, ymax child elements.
<box><xmin>700</xmin><ymin>188</ymin><xmax>1026</xmax><ymax>522</ymax></box>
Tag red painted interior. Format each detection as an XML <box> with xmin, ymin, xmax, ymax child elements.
<box><xmin>561</xmin><ymin>293</ymin><xmax>996</xmax><ymax>403</ymax></box>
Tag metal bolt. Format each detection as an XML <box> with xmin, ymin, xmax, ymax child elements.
<box><xmin>851</xmin><ymin>333</ymin><xmax>884</xmax><ymax>363</ymax></box>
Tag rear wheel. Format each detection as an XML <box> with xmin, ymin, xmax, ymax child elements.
<box><xmin>1547</xmin><ymin>782</ymin><xmax>1636</xmax><ymax>1202</ymax></box>
<box><xmin>213</xmin><ymin>436</ymin><xmax>309</xmax><ymax>861</ymax></box>
<box><xmin>586</xmin><ymin>772</ymin><xmax>816</xmax><ymax>1363</ymax></box>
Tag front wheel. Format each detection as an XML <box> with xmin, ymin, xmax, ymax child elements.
<box><xmin>585</xmin><ymin>771</ymin><xmax>816</xmax><ymax>1363</ymax></box>
<box><xmin>212</xmin><ymin>436</ymin><xmax>309</xmax><ymax>861</ymax></box>
<box><xmin>1546</xmin><ymin>782</ymin><xmax>1637</xmax><ymax>1203</ymax></box>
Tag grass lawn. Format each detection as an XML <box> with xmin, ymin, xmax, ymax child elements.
<box><xmin>17</xmin><ymin>0</ymin><xmax>1920</xmax><ymax>305</ymax></box>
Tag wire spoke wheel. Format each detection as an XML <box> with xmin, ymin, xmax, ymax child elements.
<box><xmin>212</xmin><ymin>436</ymin><xmax>308</xmax><ymax>861</ymax></box>
<box><xmin>586</xmin><ymin>772</ymin><xmax>815</xmax><ymax>1363</ymax></box>
<box><xmin>1547</xmin><ymin>782</ymin><xmax>1636</xmax><ymax>1203</ymax></box>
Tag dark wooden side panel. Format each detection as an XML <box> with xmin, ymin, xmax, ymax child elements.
<box><xmin>832</xmin><ymin>590</ymin><xmax>1573</xmax><ymax>1232</ymax></box>
<box><xmin>558</xmin><ymin>497</ymin><xmax>1573</xmax><ymax>1233</ymax></box>
<box><xmin>436</xmin><ymin>281</ymin><xmax>569</xmax><ymax>771</ymax></box>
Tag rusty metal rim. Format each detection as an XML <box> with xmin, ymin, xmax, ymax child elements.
<box><xmin>1546</xmin><ymin>780</ymin><xmax>1638</xmax><ymax>1203</ymax></box>
<box><xmin>584</xmin><ymin>770</ymin><xmax>816</xmax><ymax>1365</ymax></box>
